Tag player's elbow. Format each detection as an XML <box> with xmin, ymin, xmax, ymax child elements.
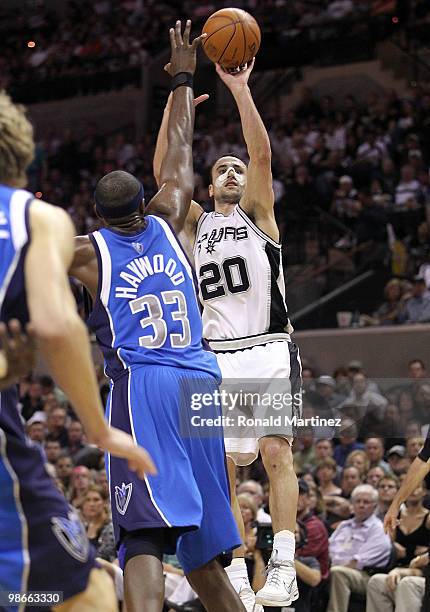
<box><xmin>33</xmin><ymin>311</ymin><xmax>83</xmax><ymax>343</ymax></box>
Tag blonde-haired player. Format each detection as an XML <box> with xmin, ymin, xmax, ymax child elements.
<box><xmin>0</xmin><ymin>91</ymin><xmax>155</xmax><ymax>612</ymax></box>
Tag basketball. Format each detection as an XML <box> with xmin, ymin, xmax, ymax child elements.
<box><xmin>202</xmin><ymin>8</ymin><xmax>261</xmax><ymax>69</ymax></box>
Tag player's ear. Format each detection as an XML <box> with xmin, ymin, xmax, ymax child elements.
<box><xmin>208</xmin><ymin>184</ymin><xmax>214</xmax><ymax>197</ymax></box>
<box><xmin>93</xmin><ymin>204</ymin><xmax>103</xmax><ymax>222</ymax></box>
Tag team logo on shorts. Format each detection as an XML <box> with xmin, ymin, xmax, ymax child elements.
<box><xmin>132</xmin><ymin>242</ymin><xmax>144</xmax><ymax>255</ymax></box>
<box><xmin>51</xmin><ymin>510</ymin><xmax>89</xmax><ymax>563</ymax></box>
<box><xmin>115</xmin><ymin>482</ymin><xmax>133</xmax><ymax>515</ymax></box>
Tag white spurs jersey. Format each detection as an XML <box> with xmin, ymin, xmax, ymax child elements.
<box><xmin>194</xmin><ymin>205</ymin><xmax>293</xmax><ymax>350</ymax></box>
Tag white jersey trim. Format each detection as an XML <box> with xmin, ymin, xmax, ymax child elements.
<box><xmin>209</xmin><ymin>332</ymin><xmax>291</xmax><ymax>352</ymax></box>
<box><xmin>92</xmin><ymin>231</ymin><xmax>127</xmax><ymax>370</ymax></box>
<box><xmin>0</xmin><ymin>428</ymin><xmax>30</xmax><ymax>611</ymax></box>
<box><xmin>0</xmin><ymin>190</ymin><xmax>31</xmax><ymax>313</ymax></box>
<box><xmin>150</xmin><ymin>216</ymin><xmax>193</xmax><ymax>279</ymax></box>
<box><xmin>236</xmin><ymin>205</ymin><xmax>281</xmax><ymax>248</ymax></box>
<box><xmin>127</xmin><ymin>367</ymin><xmax>172</xmax><ymax>527</ymax></box>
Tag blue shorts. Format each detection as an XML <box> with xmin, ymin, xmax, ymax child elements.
<box><xmin>107</xmin><ymin>365</ymin><xmax>240</xmax><ymax>574</ymax></box>
<box><xmin>0</xmin><ymin>389</ymin><xmax>96</xmax><ymax>611</ymax></box>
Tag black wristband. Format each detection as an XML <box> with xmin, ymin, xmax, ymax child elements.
<box><xmin>171</xmin><ymin>72</ymin><xmax>194</xmax><ymax>91</ymax></box>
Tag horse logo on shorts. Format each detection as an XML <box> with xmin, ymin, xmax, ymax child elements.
<box><xmin>115</xmin><ymin>482</ymin><xmax>133</xmax><ymax>515</ymax></box>
<box><xmin>51</xmin><ymin>510</ymin><xmax>89</xmax><ymax>563</ymax></box>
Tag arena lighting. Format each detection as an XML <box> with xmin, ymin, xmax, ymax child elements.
<box><xmin>392</xmin><ymin>16</ymin><xmax>399</xmax><ymax>23</ymax></box>
<box><xmin>35</xmin><ymin>191</ymin><xmax>42</xmax><ymax>198</ymax></box>
<box><xmin>27</xmin><ymin>40</ymin><xmax>36</xmax><ymax>48</ymax></box>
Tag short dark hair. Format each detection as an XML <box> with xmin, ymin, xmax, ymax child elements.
<box><xmin>409</xmin><ymin>358</ymin><xmax>425</xmax><ymax>369</ymax></box>
<box><xmin>94</xmin><ymin>170</ymin><xmax>142</xmax><ymax>216</ymax></box>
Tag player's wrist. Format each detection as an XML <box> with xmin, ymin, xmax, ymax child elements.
<box><xmin>171</xmin><ymin>72</ymin><xmax>194</xmax><ymax>91</ymax></box>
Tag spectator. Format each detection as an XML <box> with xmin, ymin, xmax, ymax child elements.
<box><xmin>387</xmin><ymin>445</ymin><xmax>411</xmax><ymax>476</ymax></box>
<box><xmin>315</xmin><ymin>459</ymin><xmax>342</xmax><ymax>497</ymax></box>
<box><xmin>401</xmin><ymin>276</ymin><xmax>430</xmax><ymax>323</ymax></box>
<box><xmin>237</xmin><ymin>494</ymin><xmax>258</xmax><ymax>567</ymax></box>
<box><xmin>365</xmin><ymin>436</ymin><xmax>391</xmax><ymax>471</ymax></box>
<box><xmin>376</xmin><ymin>475</ymin><xmax>400</xmax><ymax>520</ymax></box>
<box><xmin>46</xmin><ymin>406</ymin><xmax>69</xmax><ymax>447</ymax></box>
<box><xmin>408</xmin><ymin>359</ymin><xmax>427</xmax><ymax>380</ymax></box>
<box><xmin>340</xmin><ymin>373</ymin><xmax>388</xmax><ymax>421</ymax></box>
<box><xmin>333</xmin><ymin>419</ymin><xmax>364</xmax><ymax>467</ymax></box>
<box><xmin>392</xmin><ymin>482</ymin><xmax>430</xmax><ymax>568</ymax></box>
<box><xmin>370</xmin><ymin>279</ymin><xmax>407</xmax><ymax>326</ymax></box>
<box><xmin>294</xmin><ymin>479</ymin><xmax>329</xmax><ymax>609</ymax></box>
<box><xmin>237</xmin><ymin>480</ymin><xmax>271</xmax><ymax>525</ymax></box>
<box><xmin>367</xmin><ymin>466</ymin><xmax>387</xmax><ymax>489</ymax></box>
<box><xmin>366</xmin><ymin>560</ymin><xmax>427</xmax><ymax>612</ymax></box>
<box><xmin>345</xmin><ymin>449</ymin><xmax>370</xmax><ymax>478</ymax></box>
<box><xmin>44</xmin><ymin>440</ymin><xmax>61</xmax><ymax>465</ymax></box>
<box><xmin>294</xmin><ymin>426</ymin><xmax>317</xmax><ymax>473</ymax></box>
<box><xmin>327</xmin><ymin>484</ymin><xmax>392</xmax><ymax>612</ymax></box>
<box><xmin>394</xmin><ymin>165</ymin><xmax>421</xmax><ymax>210</ymax></box>
<box><xmin>69</xmin><ymin>465</ymin><xmax>92</xmax><ymax>509</ymax></box>
<box><xmin>407</xmin><ymin>437</ymin><xmax>426</xmax><ymax>461</ymax></box>
<box><xmin>81</xmin><ymin>485</ymin><xmax>116</xmax><ymax>561</ymax></box>
<box><xmin>67</xmin><ymin>420</ymin><xmax>87</xmax><ymax>458</ymax></box>
<box><xmin>20</xmin><ymin>379</ymin><xmax>43</xmax><ymax>421</ymax></box>
<box><xmin>55</xmin><ymin>452</ymin><xmax>74</xmax><ymax>491</ymax></box>
<box><xmin>315</xmin><ymin>376</ymin><xmax>345</xmax><ymax>410</ymax></box>
<box><xmin>26</xmin><ymin>416</ymin><xmax>46</xmax><ymax>445</ymax></box>
<box><xmin>340</xmin><ymin>466</ymin><xmax>362</xmax><ymax>500</ymax></box>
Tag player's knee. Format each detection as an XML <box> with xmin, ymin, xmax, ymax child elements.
<box><xmin>260</xmin><ymin>436</ymin><xmax>291</xmax><ymax>466</ymax></box>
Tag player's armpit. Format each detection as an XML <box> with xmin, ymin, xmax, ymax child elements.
<box><xmin>69</xmin><ymin>235</ymin><xmax>99</xmax><ymax>300</ymax></box>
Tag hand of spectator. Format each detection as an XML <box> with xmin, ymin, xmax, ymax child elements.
<box><xmin>0</xmin><ymin>319</ymin><xmax>37</xmax><ymax>389</ymax></box>
<box><xmin>245</xmin><ymin>530</ymin><xmax>257</xmax><ymax>555</ymax></box>
<box><xmin>97</xmin><ymin>427</ymin><xmax>157</xmax><ymax>478</ymax></box>
<box><xmin>168</xmin><ymin>20</ymin><xmax>206</xmax><ymax>77</ymax></box>
<box><xmin>215</xmin><ymin>58</ymin><xmax>255</xmax><ymax>90</ymax></box>
<box><xmin>385</xmin><ymin>568</ymin><xmax>405</xmax><ymax>591</ymax></box>
<box><xmin>414</xmin><ymin>545</ymin><xmax>428</xmax><ymax>557</ymax></box>
<box><xmin>410</xmin><ymin>552</ymin><xmax>429</xmax><ymax>569</ymax></box>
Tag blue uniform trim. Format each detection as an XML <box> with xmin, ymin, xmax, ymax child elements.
<box><xmin>0</xmin><ymin>427</ymin><xmax>29</xmax><ymax>612</ymax></box>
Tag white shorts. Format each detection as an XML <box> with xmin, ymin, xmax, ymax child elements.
<box><xmin>214</xmin><ymin>340</ymin><xmax>302</xmax><ymax>466</ymax></box>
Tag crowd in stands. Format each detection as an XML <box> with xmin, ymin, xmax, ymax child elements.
<box><xmin>20</xmin><ymin>355</ymin><xmax>430</xmax><ymax>611</ymax></box>
<box><xmin>1</xmin><ymin>0</ymin><xmax>404</xmax><ymax>101</ymax></box>
<box><xmin>27</xmin><ymin>82</ymin><xmax>430</xmax><ymax>310</ymax></box>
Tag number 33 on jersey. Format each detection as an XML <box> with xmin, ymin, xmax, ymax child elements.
<box><xmin>88</xmin><ymin>215</ymin><xmax>219</xmax><ymax>380</ymax></box>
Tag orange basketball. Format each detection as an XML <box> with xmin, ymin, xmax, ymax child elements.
<box><xmin>202</xmin><ymin>8</ymin><xmax>261</xmax><ymax>69</ymax></box>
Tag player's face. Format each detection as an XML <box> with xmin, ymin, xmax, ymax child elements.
<box><xmin>210</xmin><ymin>157</ymin><xmax>247</xmax><ymax>204</ymax></box>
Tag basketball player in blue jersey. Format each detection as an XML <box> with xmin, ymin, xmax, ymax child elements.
<box><xmin>70</xmin><ymin>21</ymin><xmax>244</xmax><ymax>612</ymax></box>
<box><xmin>0</xmin><ymin>92</ymin><xmax>155</xmax><ymax>612</ymax></box>
<box><xmin>154</xmin><ymin>59</ymin><xmax>302</xmax><ymax>609</ymax></box>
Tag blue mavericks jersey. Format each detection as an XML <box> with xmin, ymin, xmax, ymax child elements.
<box><xmin>88</xmin><ymin>216</ymin><xmax>220</xmax><ymax>381</ymax></box>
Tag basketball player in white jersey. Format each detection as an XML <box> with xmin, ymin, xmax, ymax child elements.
<box><xmin>154</xmin><ymin>60</ymin><xmax>301</xmax><ymax>609</ymax></box>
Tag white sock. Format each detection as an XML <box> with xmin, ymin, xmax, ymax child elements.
<box><xmin>272</xmin><ymin>530</ymin><xmax>295</xmax><ymax>562</ymax></box>
<box><xmin>225</xmin><ymin>558</ymin><xmax>250</xmax><ymax>591</ymax></box>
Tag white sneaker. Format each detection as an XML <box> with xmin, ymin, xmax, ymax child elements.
<box><xmin>255</xmin><ymin>551</ymin><xmax>299</xmax><ymax>607</ymax></box>
<box><xmin>237</xmin><ymin>580</ymin><xmax>263</xmax><ymax>612</ymax></box>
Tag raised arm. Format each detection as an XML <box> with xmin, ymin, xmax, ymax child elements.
<box><xmin>216</xmin><ymin>60</ymin><xmax>278</xmax><ymax>242</ymax></box>
<box><xmin>146</xmin><ymin>20</ymin><xmax>204</xmax><ymax>235</ymax></box>
<box><xmin>25</xmin><ymin>201</ymin><xmax>155</xmax><ymax>477</ymax></box>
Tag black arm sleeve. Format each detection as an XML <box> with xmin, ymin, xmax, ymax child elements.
<box><xmin>418</xmin><ymin>432</ymin><xmax>430</xmax><ymax>462</ymax></box>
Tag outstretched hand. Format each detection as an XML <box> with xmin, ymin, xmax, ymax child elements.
<box><xmin>97</xmin><ymin>427</ymin><xmax>157</xmax><ymax>479</ymax></box>
<box><xmin>383</xmin><ymin>504</ymin><xmax>400</xmax><ymax>539</ymax></box>
<box><xmin>215</xmin><ymin>58</ymin><xmax>255</xmax><ymax>90</ymax></box>
<box><xmin>168</xmin><ymin>19</ymin><xmax>206</xmax><ymax>76</ymax></box>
